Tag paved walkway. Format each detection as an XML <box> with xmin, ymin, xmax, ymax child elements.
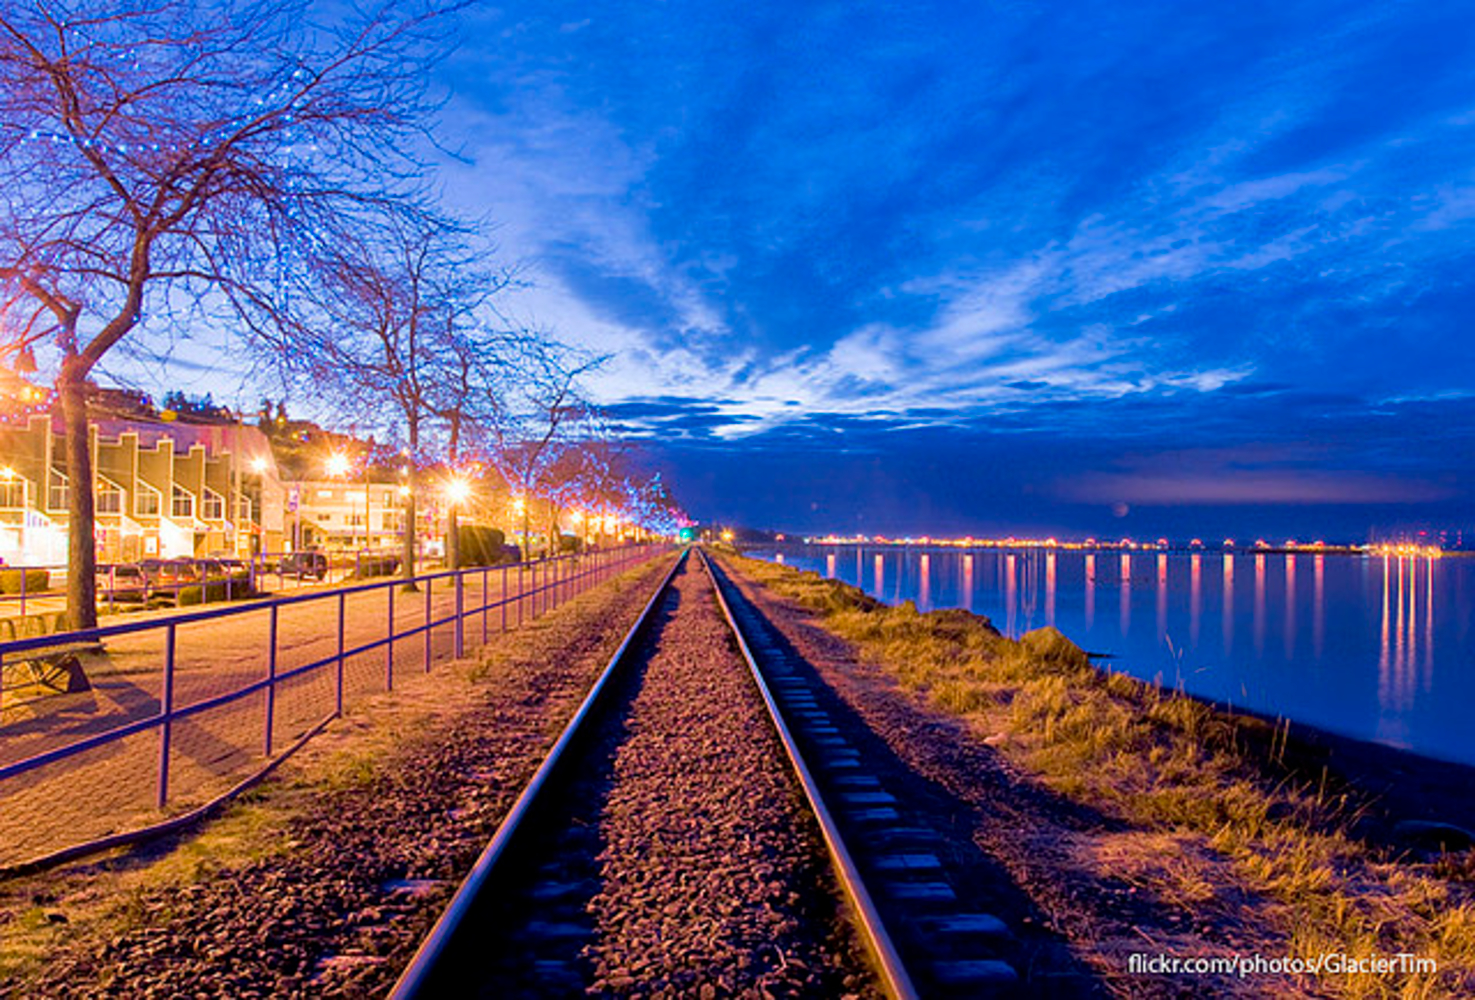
<box><xmin>0</xmin><ymin>551</ymin><xmax>657</xmax><ymax>868</ymax></box>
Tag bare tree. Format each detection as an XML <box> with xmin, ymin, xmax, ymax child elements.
<box><xmin>475</xmin><ymin>343</ymin><xmax>603</xmax><ymax>560</ymax></box>
<box><xmin>299</xmin><ymin>212</ymin><xmax>514</xmax><ymax>587</ymax></box>
<box><xmin>0</xmin><ymin>0</ymin><xmax>454</xmax><ymax>627</ymax></box>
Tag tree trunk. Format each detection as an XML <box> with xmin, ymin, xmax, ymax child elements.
<box><xmin>400</xmin><ymin>417</ymin><xmax>420</xmax><ymax>591</ymax></box>
<box><xmin>58</xmin><ymin>359</ymin><xmax>98</xmax><ymax>630</ymax></box>
<box><xmin>447</xmin><ymin>506</ymin><xmax>460</xmax><ymax>570</ymax></box>
<box><xmin>400</xmin><ymin>468</ymin><xmax>418</xmax><ymax>592</ymax></box>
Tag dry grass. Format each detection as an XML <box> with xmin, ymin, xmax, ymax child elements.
<box><xmin>730</xmin><ymin>554</ymin><xmax>1475</xmax><ymax>997</ymax></box>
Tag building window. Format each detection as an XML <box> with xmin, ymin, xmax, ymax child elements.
<box><xmin>171</xmin><ymin>485</ymin><xmax>195</xmax><ymax>519</ymax></box>
<box><xmin>97</xmin><ymin>479</ymin><xmax>124</xmax><ymax>514</ymax></box>
<box><xmin>380</xmin><ymin>511</ymin><xmax>402</xmax><ymax>533</ymax></box>
<box><xmin>0</xmin><ymin>477</ymin><xmax>25</xmax><ymax>509</ymax></box>
<box><xmin>47</xmin><ymin>469</ymin><xmax>69</xmax><ymax>511</ymax></box>
<box><xmin>348</xmin><ymin>513</ymin><xmax>364</xmax><ymax>526</ymax></box>
<box><xmin>202</xmin><ymin>488</ymin><xmax>225</xmax><ymax>521</ymax></box>
<box><xmin>317</xmin><ymin>489</ymin><xmax>335</xmax><ymax>499</ymax></box>
<box><xmin>236</xmin><ymin>494</ymin><xmax>254</xmax><ymax>524</ymax></box>
<box><xmin>135</xmin><ymin>482</ymin><xmax>161</xmax><ymax>516</ymax></box>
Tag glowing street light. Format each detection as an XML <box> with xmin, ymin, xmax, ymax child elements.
<box><xmin>445</xmin><ymin>478</ymin><xmax>471</xmax><ymax>506</ymax></box>
<box><xmin>324</xmin><ymin>452</ymin><xmax>352</xmax><ymax>478</ymax></box>
<box><xmin>250</xmin><ymin>456</ymin><xmax>269</xmax><ymax>475</ymax></box>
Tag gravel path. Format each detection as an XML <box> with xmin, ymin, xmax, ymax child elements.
<box><xmin>0</xmin><ymin>556</ymin><xmax>676</xmax><ymax>998</ymax></box>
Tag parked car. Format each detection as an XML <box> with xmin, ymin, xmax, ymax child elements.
<box><xmin>279</xmin><ymin>551</ymin><xmax>329</xmax><ymax>581</ymax></box>
<box><xmin>139</xmin><ymin>559</ymin><xmax>201</xmax><ymax>603</ymax></box>
<box><xmin>96</xmin><ymin>563</ymin><xmax>149</xmax><ymax>603</ymax></box>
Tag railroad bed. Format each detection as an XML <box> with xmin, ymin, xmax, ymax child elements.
<box><xmin>392</xmin><ymin>548</ymin><xmax>1022</xmax><ymax>997</ymax></box>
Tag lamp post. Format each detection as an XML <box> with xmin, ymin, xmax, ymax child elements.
<box><xmin>512</xmin><ymin>495</ymin><xmax>528</xmax><ymax>561</ymax></box>
<box><xmin>249</xmin><ymin>457</ymin><xmax>269</xmax><ymax>558</ymax></box>
<box><xmin>325</xmin><ymin>451</ymin><xmax>352</xmax><ymax>551</ymax></box>
<box><xmin>445</xmin><ymin>476</ymin><xmax>471</xmax><ymax>570</ymax></box>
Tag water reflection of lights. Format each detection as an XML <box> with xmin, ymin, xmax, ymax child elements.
<box><xmin>1223</xmin><ymin>554</ymin><xmax>1235</xmax><ymax>655</ymax></box>
<box><xmin>1045</xmin><ymin>551</ymin><xmax>1056</xmax><ymax>626</ymax></box>
<box><xmin>1284</xmin><ymin>554</ymin><xmax>1297</xmax><ymax>660</ymax></box>
<box><xmin>1190</xmin><ymin>554</ymin><xmax>1202</xmax><ymax>646</ymax></box>
<box><xmin>1004</xmin><ymin>553</ymin><xmax>1017</xmax><ymax>636</ymax></box>
<box><xmin>1254</xmin><ymin>554</ymin><xmax>1267</xmax><ymax>657</ymax></box>
<box><xmin>1379</xmin><ymin>555</ymin><xmax>1438</xmax><ymax>719</ymax></box>
<box><xmin>1156</xmin><ymin>553</ymin><xmax>1168</xmax><ymax>641</ymax></box>
<box><xmin>962</xmin><ymin>553</ymin><xmax>974</xmax><ymax>613</ymax></box>
<box><xmin>1119</xmin><ymin>553</ymin><xmax>1131</xmax><ymax>636</ymax></box>
<box><xmin>1314</xmin><ymin>555</ymin><xmax>1325</xmax><ymax>659</ymax></box>
<box><xmin>1084</xmin><ymin>554</ymin><xmax>1095</xmax><ymax>629</ymax></box>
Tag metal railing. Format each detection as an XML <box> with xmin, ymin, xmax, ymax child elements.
<box><xmin>0</xmin><ymin>543</ymin><xmax>667</xmax><ymax>870</ymax></box>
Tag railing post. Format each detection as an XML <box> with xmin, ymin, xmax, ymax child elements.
<box><xmin>501</xmin><ymin>565</ymin><xmax>508</xmax><ymax>633</ymax></box>
<box><xmin>157</xmin><ymin>622</ymin><xmax>177</xmax><ymax>809</ymax></box>
<box><xmin>423</xmin><ymin>576</ymin><xmax>432</xmax><ymax>672</ymax></box>
<box><xmin>482</xmin><ymin>567</ymin><xmax>489</xmax><ymax>645</ymax></box>
<box><xmin>19</xmin><ymin>568</ymin><xmax>26</xmax><ymax>617</ymax></box>
<box><xmin>265</xmin><ymin>604</ymin><xmax>278</xmax><ymax>756</ymax></box>
<box><xmin>386</xmin><ymin>584</ymin><xmax>395</xmax><ymax>692</ymax></box>
<box><xmin>336</xmin><ymin>591</ymin><xmax>346</xmax><ymax>717</ymax></box>
<box><xmin>517</xmin><ymin>563</ymin><xmax>524</xmax><ymax>627</ymax></box>
<box><xmin>454</xmin><ymin>570</ymin><xmax>465</xmax><ymax>659</ymax></box>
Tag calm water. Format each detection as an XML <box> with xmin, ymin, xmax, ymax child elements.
<box><xmin>749</xmin><ymin>545</ymin><xmax>1475</xmax><ymax>767</ymax></box>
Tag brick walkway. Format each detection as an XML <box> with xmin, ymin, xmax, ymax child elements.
<box><xmin>0</xmin><ymin>552</ymin><xmax>657</xmax><ymax>868</ymax></box>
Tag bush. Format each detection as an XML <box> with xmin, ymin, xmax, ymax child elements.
<box><xmin>456</xmin><ymin>525</ymin><xmax>508</xmax><ymax>567</ymax></box>
<box><xmin>178</xmin><ymin>573</ymin><xmax>256</xmax><ymax>606</ymax></box>
<box><xmin>558</xmin><ymin>533</ymin><xmax>582</xmax><ymax>554</ymax></box>
<box><xmin>0</xmin><ymin>568</ymin><xmax>49</xmax><ymax>595</ymax></box>
<box><xmin>351</xmin><ymin>555</ymin><xmax>401</xmax><ymax>579</ymax></box>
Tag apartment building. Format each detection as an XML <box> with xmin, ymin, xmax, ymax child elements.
<box><xmin>0</xmin><ymin>412</ymin><xmax>286</xmax><ymax>566</ymax></box>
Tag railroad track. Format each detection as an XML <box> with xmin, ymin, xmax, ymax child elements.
<box><xmin>388</xmin><ymin>547</ymin><xmax>1021</xmax><ymax>998</ymax></box>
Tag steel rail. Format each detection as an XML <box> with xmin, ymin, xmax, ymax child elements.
<box><xmin>387</xmin><ymin>547</ymin><xmax>690</xmax><ymax>999</ymax></box>
<box><xmin>697</xmin><ymin>548</ymin><xmax>921</xmax><ymax>1000</ymax></box>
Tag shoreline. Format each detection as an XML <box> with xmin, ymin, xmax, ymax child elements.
<box><xmin>745</xmin><ymin>543</ymin><xmax>1474</xmax><ymax>784</ymax></box>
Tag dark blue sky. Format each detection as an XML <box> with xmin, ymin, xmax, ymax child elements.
<box><xmin>146</xmin><ymin>2</ymin><xmax>1475</xmax><ymax>540</ymax></box>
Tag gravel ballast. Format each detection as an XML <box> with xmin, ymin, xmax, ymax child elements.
<box><xmin>471</xmin><ymin>556</ymin><xmax>877</xmax><ymax>997</ymax></box>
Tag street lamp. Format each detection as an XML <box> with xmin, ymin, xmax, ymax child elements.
<box><xmin>444</xmin><ymin>477</ymin><xmax>472</xmax><ymax>569</ymax></box>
